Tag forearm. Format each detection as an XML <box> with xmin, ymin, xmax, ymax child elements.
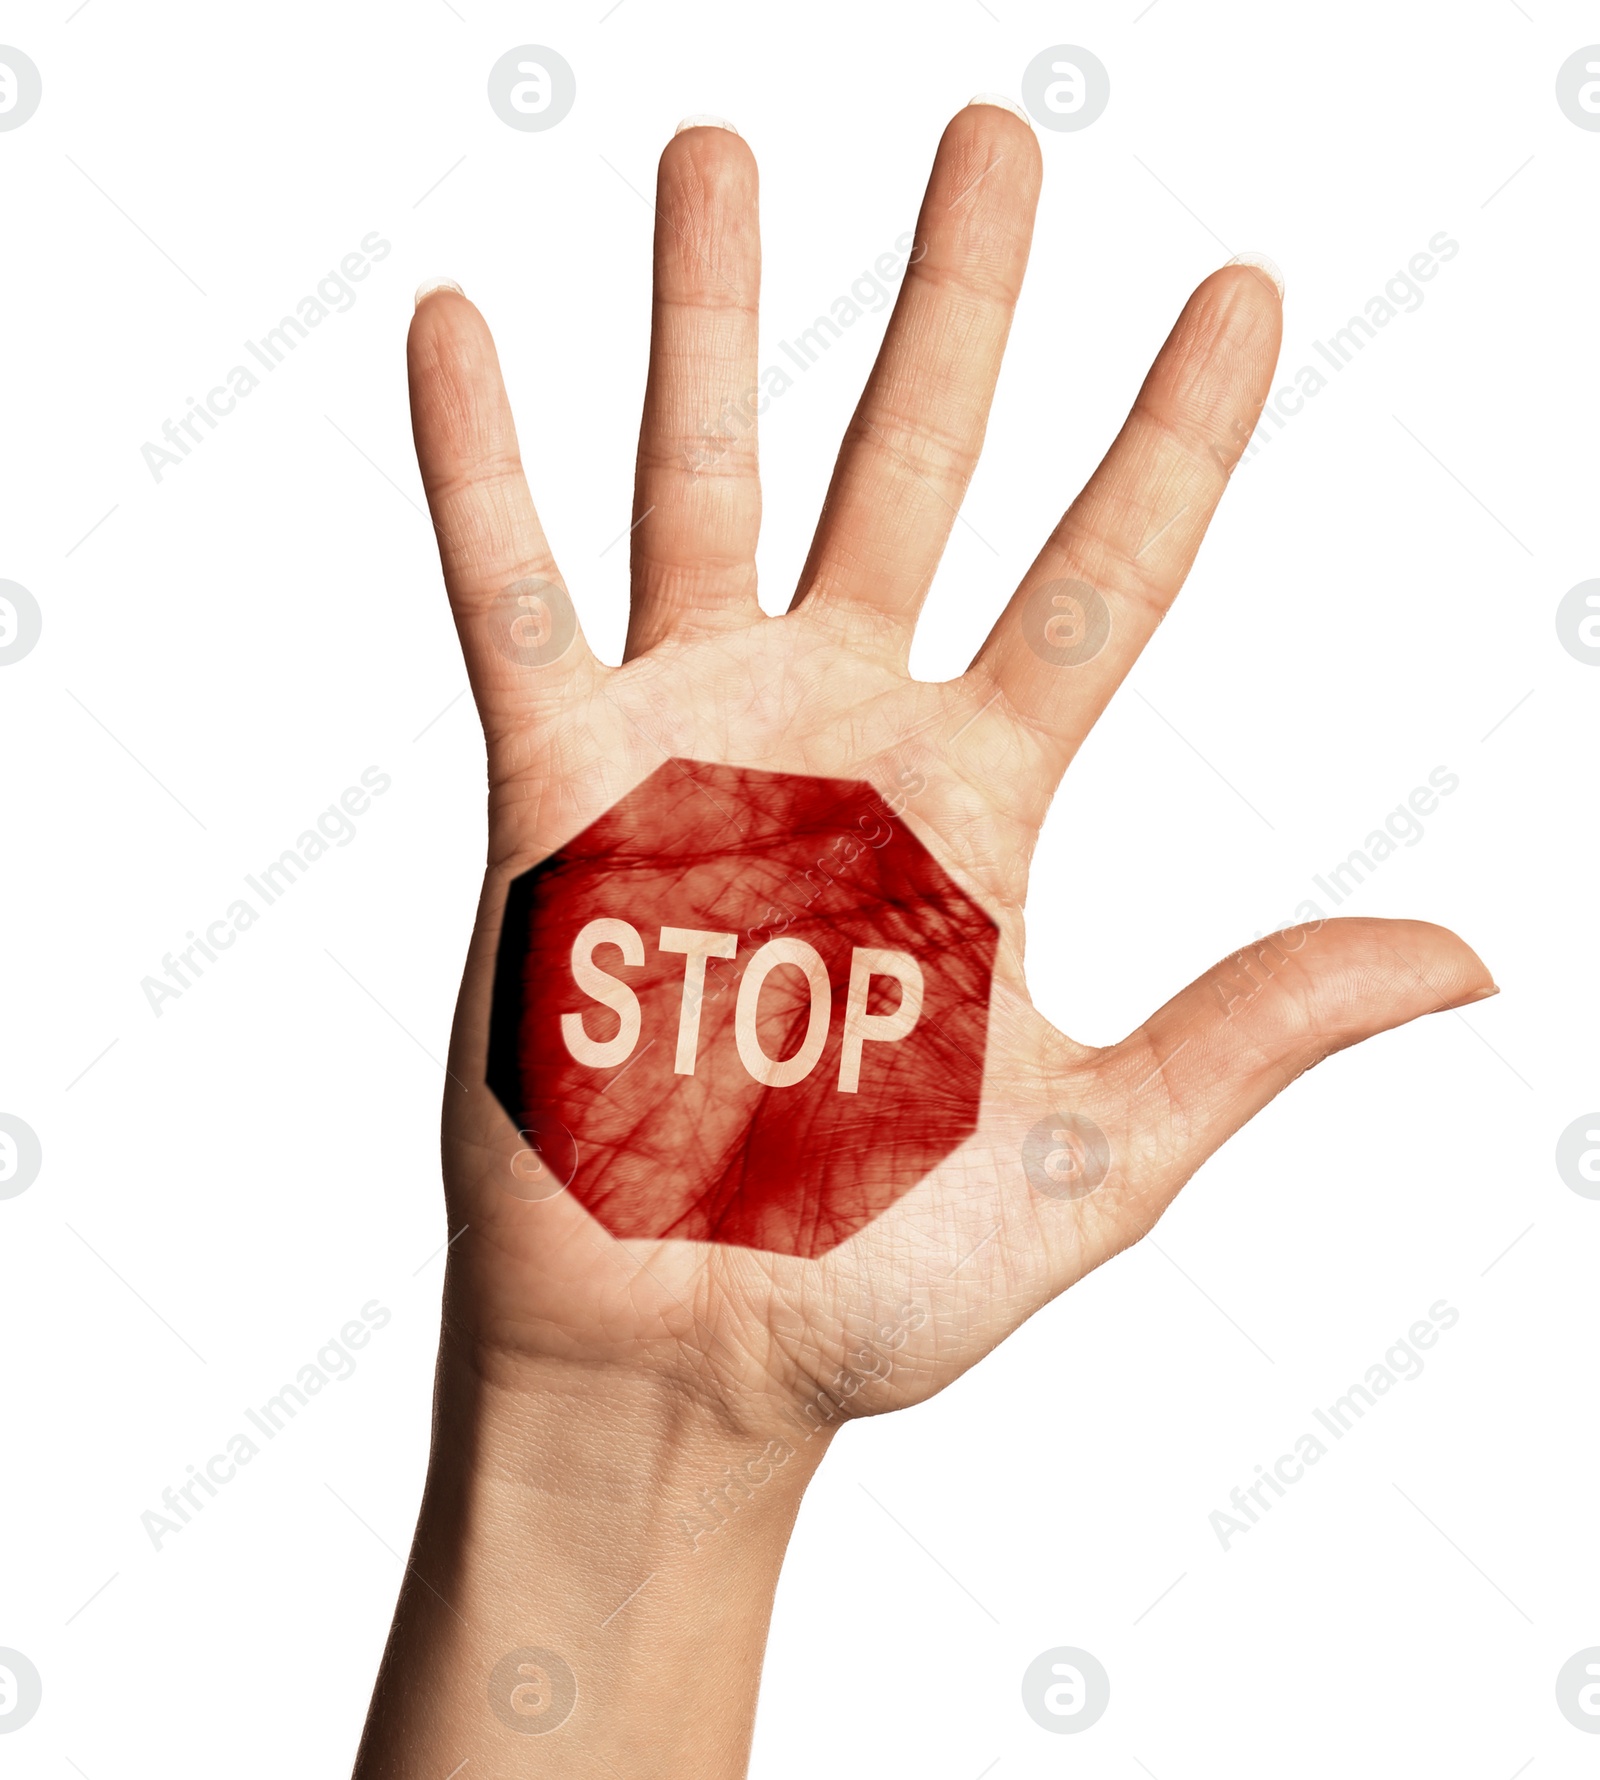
<box><xmin>352</xmin><ymin>1334</ymin><xmax>828</xmax><ymax>1778</ymax></box>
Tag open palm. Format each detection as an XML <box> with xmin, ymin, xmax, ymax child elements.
<box><xmin>409</xmin><ymin>106</ymin><xmax>1488</xmax><ymax>1444</ymax></box>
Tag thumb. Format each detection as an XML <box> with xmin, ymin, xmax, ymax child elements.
<box><xmin>1105</xmin><ymin>916</ymin><xmax>1495</xmax><ymax>1196</ymax></box>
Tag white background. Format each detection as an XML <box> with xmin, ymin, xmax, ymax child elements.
<box><xmin>1</xmin><ymin>3</ymin><xmax>1595</xmax><ymax>1775</ymax></box>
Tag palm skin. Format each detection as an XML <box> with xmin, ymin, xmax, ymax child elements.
<box><xmin>411</xmin><ymin>105</ymin><xmax>1490</xmax><ymax>1448</ymax></box>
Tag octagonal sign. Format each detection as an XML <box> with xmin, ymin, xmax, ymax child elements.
<box><xmin>487</xmin><ymin>759</ymin><xmax>997</xmax><ymax>1256</ymax></box>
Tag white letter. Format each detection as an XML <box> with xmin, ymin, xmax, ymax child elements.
<box><xmin>560</xmin><ymin>918</ymin><xmax>643</xmax><ymax>1068</ymax></box>
<box><xmin>1581</xmin><ymin>591</ymin><xmax>1600</xmax><ymax>650</ymax></box>
<box><xmin>1044</xmin><ymin>1662</ymin><xmax>1085</xmax><ymax>1716</ymax></box>
<box><xmin>838</xmin><ymin>947</ymin><xmax>923</xmax><ymax>1092</ymax></box>
<box><xmin>1581</xmin><ymin>1128</ymin><xmax>1600</xmax><ymax>1184</ymax></box>
<box><xmin>735</xmin><ymin>939</ymin><xmax>831</xmax><ymax>1087</ymax></box>
<box><xmin>1580</xmin><ymin>1661</ymin><xmax>1600</xmax><ymax>1715</ymax></box>
<box><xmin>1582</xmin><ymin>60</ymin><xmax>1600</xmax><ymax>115</ymax></box>
<box><xmin>511</xmin><ymin>60</ymin><xmax>552</xmax><ymax>114</ymax></box>
<box><xmin>659</xmin><ymin>927</ymin><xmax>737</xmax><ymax>1075</ymax></box>
<box><xmin>1044</xmin><ymin>60</ymin><xmax>1086</xmax><ymax>114</ymax></box>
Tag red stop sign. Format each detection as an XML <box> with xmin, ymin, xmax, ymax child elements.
<box><xmin>487</xmin><ymin>759</ymin><xmax>997</xmax><ymax>1257</ymax></box>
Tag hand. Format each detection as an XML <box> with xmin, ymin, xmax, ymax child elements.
<box><xmin>354</xmin><ymin>104</ymin><xmax>1491</xmax><ymax>1777</ymax></box>
<box><xmin>415</xmin><ymin>105</ymin><xmax>1489</xmax><ymax>1428</ymax></box>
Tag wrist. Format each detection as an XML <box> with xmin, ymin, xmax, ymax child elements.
<box><xmin>354</xmin><ymin>1333</ymin><xmax>829</xmax><ymax>1776</ymax></box>
<box><xmin>429</xmin><ymin>1329</ymin><xmax>831</xmax><ymax>1567</ymax></box>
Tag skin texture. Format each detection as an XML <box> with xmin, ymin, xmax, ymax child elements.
<box><xmin>351</xmin><ymin>106</ymin><xmax>1493</xmax><ymax>1778</ymax></box>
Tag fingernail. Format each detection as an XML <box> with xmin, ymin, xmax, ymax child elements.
<box><xmin>414</xmin><ymin>279</ymin><xmax>464</xmax><ymax>308</ymax></box>
<box><xmin>1225</xmin><ymin>252</ymin><xmax>1285</xmax><ymax>299</ymax></box>
<box><xmin>1467</xmin><ymin>982</ymin><xmax>1501</xmax><ymax>1002</ymax></box>
<box><xmin>674</xmin><ymin>114</ymin><xmax>739</xmax><ymax>136</ymax></box>
<box><xmin>967</xmin><ymin>93</ymin><xmax>1034</xmax><ymax>128</ymax></box>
